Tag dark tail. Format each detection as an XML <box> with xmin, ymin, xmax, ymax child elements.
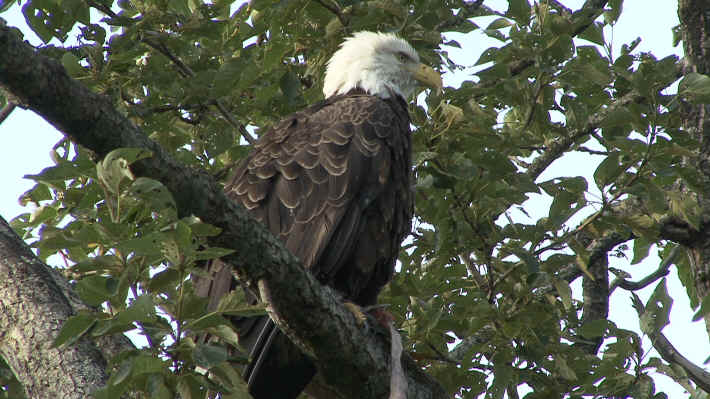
<box><xmin>195</xmin><ymin>259</ymin><xmax>316</xmax><ymax>398</ymax></box>
<box><xmin>237</xmin><ymin>316</ymin><xmax>317</xmax><ymax>399</ymax></box>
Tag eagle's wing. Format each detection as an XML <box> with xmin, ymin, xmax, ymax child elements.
<box><xmin>195</xmin><ymin>93</ymin><xmax>412</xmax><ymax>399</ymax></box>
<box><xmin>228</xmin><ymin>94</ymin><xmax>410</xmax><ymax>299</ymax></box>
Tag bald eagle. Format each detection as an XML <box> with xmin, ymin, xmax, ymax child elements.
<box><xmin>195</xmin><ymin>31</ymin><xmax>442</xmax><ymax>398</ymax></box>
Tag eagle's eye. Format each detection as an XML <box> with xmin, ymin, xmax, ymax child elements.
<box><xmin>397</xmin><ymin>52</ymin><xmax>409</xmax><ymax>62</ymax></box>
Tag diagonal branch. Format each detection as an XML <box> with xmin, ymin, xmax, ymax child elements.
<box><xmin>632</xmin><ymin>295</ymin><xmax>710</xmax><ymax>393</ymax></box>
<box><xmin>0</xmin><ymin>22</ymin><xmax>444</xmax><ymax>399</ymax></box>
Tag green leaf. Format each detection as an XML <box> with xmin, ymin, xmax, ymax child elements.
<box><xmin>184</xmin><ymin>218</ymin><xmax>222</xmax><ymax>237</ymax></box>
<box><xmin>130</xmin><ymin>354</ymin><xmax>168</xmax><ymax>376</ymax></box>
<box><xmin>691</xmin><ymin>294</ymin><xmax>710</xmax><ymax>322</ymax></box>
<box><xmin>22</xmin><ymin>2</ymin><xmax>54</xmax><ymax>43</ymax></box>
<box><xmin>193</xmin><ymin>344</ymin><xmax>229</xmax><ymax>370</ymax></box>
<box><xmin>176</xmin><ymin>374</ymin><xmax>205</xmax><ymax>399</ymax></box>
<box><xmin>75</xmin><ymin>275</ymin><xmax>118</xmax><ymax>306</ymax></box>
<box><xmin>61</xmin><ymin>53</ymin><xmax>83</xmax><ymax>77</ymax></box>
<box><xmin>579</xmin><ymin>319</ymin><xmax>609</xmax><ymax>338</ymax></box>
<box><xmin>679</xmin><ymin>72</ymin><xmax>710</xmax><ymax>103</ymax></box>
<box><xmin>148</xmin><ymin>268</ymin><xmax>181</xmax><ymax>292</ymax></box>
<box><xmin>110</xmin><ymin>358</ymin><xmax>134</xmax><ymax>386</ymax></box>
<box><xmin>553</xmin><ymin>279</ymin><xmax>572</xmax><ymax>310</ymax></box>
<box><xmin>555</xmin><ymin>357</ymin><xmax>578</xmax><ymax>380</ymax></box>
<box><xmin>640</xmin><ymin>279</ymin><xmax>672</xmax><ymax>335</ymax></box>
<box><xmin>129</xmin><ymin>178</ymin><xmax>177</xmax><ymax>213</ymax></box>
<box><xmin>103</xmin><ymin>148</ymin><xmax>154</xmax><ymax>166</ymax></box>
<box><xmin>118</xmin><ymin>233</ymin><xmax>166</xmax><ymax>257</ymax></box>
<box><xmin>604</xmin><ymin>0</ymin><xmax>623</xmax><ymax>24</ymax></box>
<box><xmin>506</xmin><ymin>0</ymin><xmax>530</xmax><ymax>23</ymax></box>
<box><xmin>207</xmin><ymin>324</ymin><xmax>241</xmax><ymax>348</ymax></box>
<box><xmin>631</xmin><ymin>237</ymin><xmax>653</xmax><ymax>265</ymax></box>
<box><xmin>486</xmin><ymin>17</ymin><xmax>513</xmax><ymax>30</ymax></box>
<box><xmin>147</xmin><ymin>374</ymin><xmax>172</xmax><ymax>399</ymax></box>
<box><xmin>185</xmin><ymin>312</ymin><xmax>230</xmax><ymax>331</ymax></box>
<box><xmin>212</xmin><ymin>56</ymin><xmax>246</xmax><ymax>97</ymax></box>
<box><xmin>52</xmin><ymin>314</ymin><xmax>96</xmax><ymax>348</ymax></box>
<box><xmin>593</xmin><ymin>151</ymin><xmax>622</xmax><ymax>188</ymax></box>
<box><xmin>579</xmin><ymin>22</ymin><xmax>605</xmax><ymax>45</ymax></box>
<box><xmin>669</xmin><ymin>193</ymin><xmax>701</xmax><ymax>230</ymax></box>
<box><xmin>118</xmin><ymin>295</ymin><xmax>156</xmax><ymax>324</ymax></box>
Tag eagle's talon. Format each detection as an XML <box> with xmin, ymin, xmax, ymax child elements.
<box><xmin>344</xmin><ymin>301</ymin><xmax>368</xmax><ymax>326</ymax></box>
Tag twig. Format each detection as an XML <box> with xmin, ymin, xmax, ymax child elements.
<box><xmin>86</xmin><ymin>0</ymin><xmax>118</xmax><ymax>18</ymax></box>
<box><xmin>214</xmin><ymin>101</ymin><xmax>256</xmax><ymax>145</ymax></box>
<box><xmin>141</xmin><ymin>34</ymin><xmax>193</xmax><ymax>78</ymax></box>
<box><xmin>577</xmin><ymin>146</ymin><xmax>609</xmax><ymax>156</ymax></box>
<box><xmin>434</xmin><ymin>0</ymin><xmax>484</xmax><ymax>32</ymax></box>
<box><xmin>425</xmin><ymin>341</ymin><xmax>459</xmax><ymax>365</ymax></box>
<box><xmin>546</xmin><ymin>0</ymin><xmax>573</xmax><ymax>16</ymax></box>
<box><xmin>610</xmin><ymin>246</ymin><xmax>679</xmax><ymax>293</ymax></box>
<box><xmin>313</xmin><ymin>0</ymin><xmax>348</xmax><ymax>28</ymax></box>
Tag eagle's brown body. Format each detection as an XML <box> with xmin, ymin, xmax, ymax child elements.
<box><xmin>196</xmin><ymin>89</ymin><xmax>413</xmax><ymax>398</ymax></box>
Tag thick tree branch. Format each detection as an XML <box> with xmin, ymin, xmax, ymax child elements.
<box><xmin>0</xmin><ymin>215</ymin><xmax>111</xmax><ymax>397</ymax></box>
<box><xmin>575</xmin><ymin>231</ymin><xmax>611</xmax><ymax>354</ymax></box>
<box><xmin>0</xmin><ymin>22</ymin><xmax>445</xmax><ymax>399</ymax></box>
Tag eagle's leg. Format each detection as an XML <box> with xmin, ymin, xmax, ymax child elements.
<box><xmin>343</xmin><ymin>302</ymin><xmax>395</xmax><ymax>330</ymax></box>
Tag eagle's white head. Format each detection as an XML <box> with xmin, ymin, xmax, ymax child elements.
<box><xmin>323</xmin><ymin>31</ymin><xmax>442</xmax><ymax>100</ymax></box>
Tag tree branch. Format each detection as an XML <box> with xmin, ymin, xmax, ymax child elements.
<box><xmin>610</xmin><ymin>246</ymin><xmax>679</xmax><ymax>294</ymax></box>
<box><xmin>434</xmin><ymin>0</ymin><xmax>484</xmax><ymax>32</ymax></box>
<box><xmin>0</xmin><ymin>215</ymin><xmax>127</xmax><ymax>398</ymax></box>
<box><xmin>0</xmin><ymin>21</ymin><xmax>445</xmax><ymax>399</ymax></box>
<box><xmin>632</xmin><ymin>295</ymin><xmax>710</xmax><ymax>393</ymax></box>
<box><xmin>313</xmin><ymin>0</ymin><xmax>349</xmax><ymax>28</ymax></box>
<box><xmin>525</xmin><ymin>90</ymin><xmax>647</xmax><ymax>182</ymax></box>
<box><xmin>451</xmin><ymin>231</ymin><xmax>632</xmax><ymax>361</ymax></box>
<box><xmin>0</xmin><ymin>101</ymin><xmax>15</xmax><ymax>124</ymax></box>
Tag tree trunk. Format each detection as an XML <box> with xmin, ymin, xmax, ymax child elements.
<box><xmin>0</xmin><ymin>215</ymin><xmax>118</xmax><ymax>398</ymax></box>
<box><xmin>678</xmin><ymin>0</ymin><xmax>710</xmax><ymax>337</ymax></box>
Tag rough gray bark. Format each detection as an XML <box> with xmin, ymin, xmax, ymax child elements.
<box><xmin>0</xmin><ymin>216</ymin><xmax>110</xmax><ymax>398</ymax></box>
<box><xmin>0</xmin><ymin>19</ymin><xmax>446</xmax><ymax>399</ymax></box>
<box><xmin>678</xmin><ymin>0</ymin><xmax>710</xmax><ymax>339</ymax></box>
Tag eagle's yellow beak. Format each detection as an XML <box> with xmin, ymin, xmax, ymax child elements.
<box><xmin>411</xmin><ymin>63</ymin><xmax>443</xmax><ymax>94</ymax></box>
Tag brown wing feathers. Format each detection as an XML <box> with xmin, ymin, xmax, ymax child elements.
<box><xmin>199</xmin><ymin>92</ymin><xmax>412</xmax><ymax>398</ymax></box>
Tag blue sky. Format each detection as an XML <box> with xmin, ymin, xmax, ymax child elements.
<box><xmin>0</xmin><ymin>1</ymin><xmax>703</xmax><ymax>397</ymax></box>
